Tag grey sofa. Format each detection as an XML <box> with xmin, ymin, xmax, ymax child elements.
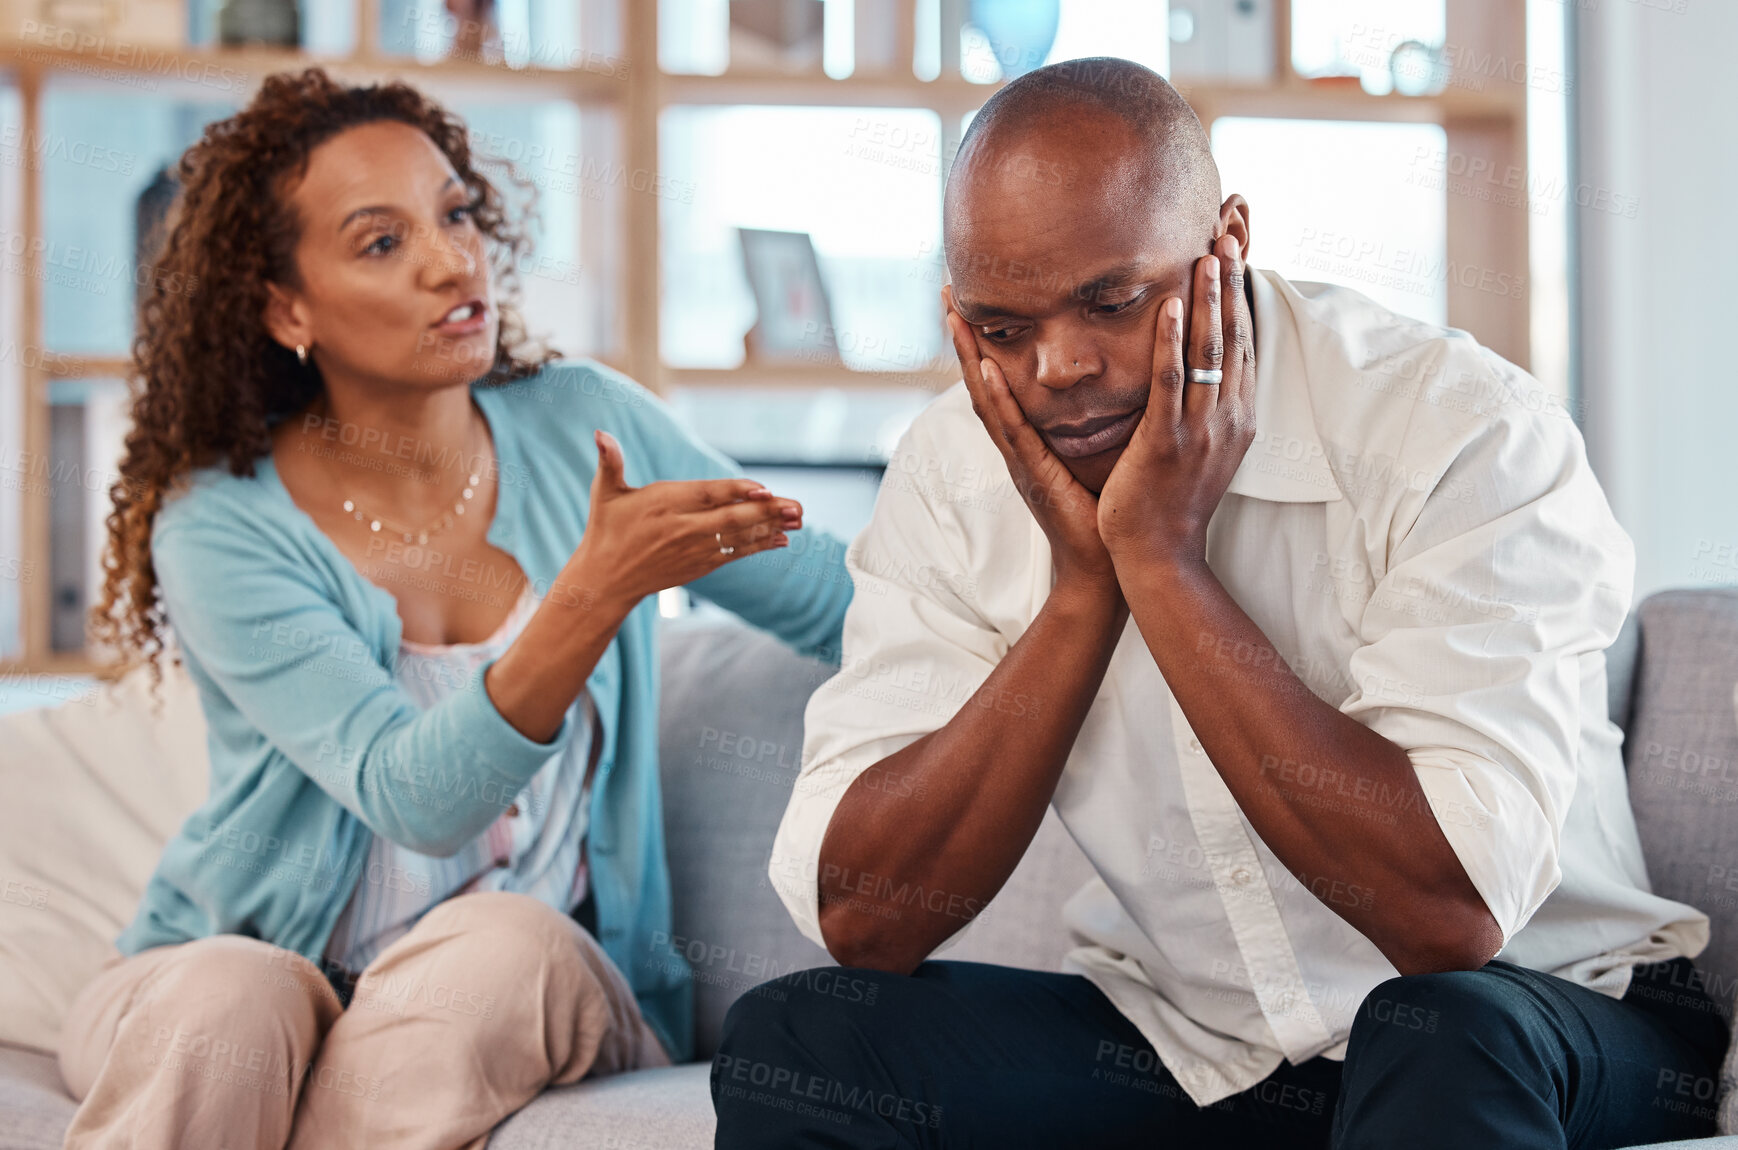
<box><xmin>4</xmin><ymin>589</ymin><xmax>1737</xmax><ymax>1149</ymax></box>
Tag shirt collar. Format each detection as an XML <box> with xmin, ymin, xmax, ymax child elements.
<box><xmin>1224</xmin><ymin>269</ymin><xmax>1343</xmax><ymax>504</ymax></box>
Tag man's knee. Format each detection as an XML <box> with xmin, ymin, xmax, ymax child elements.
<box><xmin>1347</xmin><ymin>966</ymin><xmax>1536</xmax><ymax>1068</ymax></box>
<box><xmin>719</xmin><ymin>963</ymin><xmax>910</xmax><ymax>1058</ymax></box>
<box><xmin>718</xmin><ymin>967</ymin><xmax>831</xmax><ymax>1056</ymax></box>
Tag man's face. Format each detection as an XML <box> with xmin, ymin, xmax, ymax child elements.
<box><xmin>945</xmin><ymin>122</ymin><xmax>1227</xmax><ymax>492</ymax></box>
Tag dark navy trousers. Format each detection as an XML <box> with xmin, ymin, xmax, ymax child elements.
<box><xmin>711</xmin><ymin>957</ymin><xmax>1729</xmax><ymax>1149</ymax></box>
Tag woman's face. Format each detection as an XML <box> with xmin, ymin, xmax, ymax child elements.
<box><xmin>265</xmin><ymin>119</ymin><xmax>500</xmax><ymax>392</ymax></box>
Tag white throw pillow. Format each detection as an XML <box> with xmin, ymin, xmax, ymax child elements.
<box><xmin>0</xmin><ymin>659</ymin><xmax>209</xmax><ymax>1053</ymax></box>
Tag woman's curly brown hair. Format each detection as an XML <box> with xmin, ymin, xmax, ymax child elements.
<box><xmin>90</xmin><ymin>66</ymin><xmax>558</xmax><ymax>694</ymax></box>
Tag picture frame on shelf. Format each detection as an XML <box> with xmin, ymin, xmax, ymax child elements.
<box><xmin>737</xmin><ymin>227</ymin><xmax>840</xmax><ymax>366</ymax></box>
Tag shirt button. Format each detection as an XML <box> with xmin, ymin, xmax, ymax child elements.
<box><xmin>1188</xmin><ymin>737</ymin><xmax>1204</xmax><ymax>755</ymax></box>
<box><xmin>1231</xmin><ymin>867</ymin><xmax>1253</xmax><ymax>886</ymax></box>
<box><xmin>506</xmin><ymin>803</ymin><xmax>520</xmax><ymax>817</ymax></box>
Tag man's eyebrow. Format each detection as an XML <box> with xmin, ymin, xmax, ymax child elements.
<box><xmin>1070</xmin><ymin>263</ymin><xmax>1146</xmax><ymax>299</ymax></box>
<box><xmin>955</xmin><ymin>262</ymin><xmax>1150</xmax><ymax>322</ymax></box>
<box><xmin>339</xmin><ymin>174</ymin><xmax>459</xmax><ymax>233</ymax></box>
<box><xmin>951</xmin><ymin>296</ymin><xmax>1003</xmax><ymax>323</ymax></box>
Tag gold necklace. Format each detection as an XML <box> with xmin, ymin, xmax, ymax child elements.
<box><xmin>321</xmin><ymin>400</ymin><xmax>486</xmax><ymax>545</ymax></box>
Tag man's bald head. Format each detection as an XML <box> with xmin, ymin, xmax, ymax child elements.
<box><xmin>939</xmin><ymin>57</ymin><xmax>1248</xmax><ymax>494</ymax></box>
<box><xmin>944</xmin><ymin>57</ymin><xmax>1222</xmax><ymax>263</ymax></box>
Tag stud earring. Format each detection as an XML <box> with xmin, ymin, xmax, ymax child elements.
<box><xmin>296</xmin><ymin>343</ymin><xmax>309</xmax><ymax>366</ymax></box>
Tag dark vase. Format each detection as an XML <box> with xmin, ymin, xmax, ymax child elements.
<box><xmin>217</xmin><ymin>0</ymin><xmax>300</xmax><ymax>46</ymax></box>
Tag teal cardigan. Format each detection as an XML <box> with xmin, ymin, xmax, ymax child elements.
<box><xmin>120</xmin><ymin>359</ymin><xmax>854</xmax><ymax>1062</ymax></box>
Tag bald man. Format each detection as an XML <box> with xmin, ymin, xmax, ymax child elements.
<box><xmin>712</xmin><ymin>59</ymin><xmax>1725</xmax><ymax>1149</ymax></box>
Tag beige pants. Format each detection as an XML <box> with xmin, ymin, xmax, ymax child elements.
<box><xmin>57</xmin><ymin>891</ymin><xmax>670</xmax><ymax>1150</ymax></box>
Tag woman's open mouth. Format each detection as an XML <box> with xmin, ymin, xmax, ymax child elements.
<box><xmin>432</xmin><ymin>299</ymin><xmax>489</xmax><ymax>337</ymax></box>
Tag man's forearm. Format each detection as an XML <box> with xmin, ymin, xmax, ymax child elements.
<box><xmin>816</xmin><ymin>584</ymin><xmax>1128</xmax><ymax>973</ymax></box>
<box><xmin>1119</xmin><ymin>559</ymin><xmax>1503</xmax><ymax>974</ymax></box>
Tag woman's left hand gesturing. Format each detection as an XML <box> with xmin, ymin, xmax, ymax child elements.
<box><xmin>1097</xmin><ymin>232</ymin><xmax>1256</xmax><ymax>573</ymax></box>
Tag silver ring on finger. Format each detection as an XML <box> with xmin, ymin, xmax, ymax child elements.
<box><xmin>1186</xmin><ymin>368</ymin><xmax>1223</xmax><ymax>386</ymax></box>
<box><xmin>716</xmin><ymin>531</ymin><xmax>735</xmax><ymax>556</ymax></box>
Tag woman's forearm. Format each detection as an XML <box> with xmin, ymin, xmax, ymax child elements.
<box><xmin>483</xmin><ymin>560</ymin><xmax>635</xmax><ymax>744</ymax></box>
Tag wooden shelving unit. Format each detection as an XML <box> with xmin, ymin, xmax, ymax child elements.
<box><xmin>0</xmin><ymin>0</ymin><xmax>1533</xmax><ymax>673</ymax></box>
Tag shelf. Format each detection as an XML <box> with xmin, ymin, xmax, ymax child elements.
<box><xmin>1179</xmin><ymin>78</ymin><xmax>1525</xmax><ymax>126</ymax></box>
<box><xmin>41</xmin><ymin>356</ymin><xmax>131</xmax><ymax>380</ymax></box>
<box><xmin>0</xmin><ymin>653</ymin><xmax>104</xmax><ymax>677</ymax></box>
<box><xmin>0</xmin><ymin>46</ymin><xmax>1523</xmax><ymax>124</ymax></box>
<box><xmin>664</xmin><ymin>364</ymin><xmax>958</xmax><ymax>393</ymax></box>
<box><xmin>0</xmin><ymin>47</ymin><xmax>1529</xmax><ymax>120</ymax></box>
<box><xmin>0</xmin><ymin>39</ymin><xmax>630</xmax><ymax>99</ymax></box>
<box><xmin>663</xmin><ymin>70</ymin><xmax>994</xmax><ymax>112</ymax></box>
<box><xmin>42</xmin><ymin>359</ymin><xmax>959</xmax><ymax>394</ymax></box>
<box><xmin>653</xmin><ymin>72</ymin><xmax>1524</xmax><ymax>123</ymax></box>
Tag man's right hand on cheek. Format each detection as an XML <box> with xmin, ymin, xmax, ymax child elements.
<box><xmin>942</xmin><ymin>288</ymin><xmax>1123</xmax><ymax>608</ymax></box>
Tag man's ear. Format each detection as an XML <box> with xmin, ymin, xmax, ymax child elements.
<box><xmin>262</xmin><ymin>281</ymin><xmax>310</xmax><ymax>354</ymax></box>
<box><xmin>1217</xmin><ymin>195</ymin><xmax>1251</xmax><ymax>263</ymax></box>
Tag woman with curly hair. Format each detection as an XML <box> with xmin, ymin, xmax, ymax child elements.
<box><xmin>59</xmin><ymin>66</ymin><xmax>854</xmax><ymax>1148</ymax></box>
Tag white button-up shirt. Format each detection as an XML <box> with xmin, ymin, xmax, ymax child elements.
<box><xmin>770</xmin><ymin>268</ymin><xmax>1710</xmax><ymax>1107</ymax></box>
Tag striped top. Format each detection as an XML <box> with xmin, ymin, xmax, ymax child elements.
<box><xmin>323</xmin><ymin>582</ymin><xmax>599</xmax><ymax>974</ymax></box>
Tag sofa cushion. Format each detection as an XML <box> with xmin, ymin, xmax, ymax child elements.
<box><xmin>1724</xmin><ymin>982</ymin><xmax>1738</xmax><ymax>1136</ymax></box>
<box><xmin>655</xmin><ymin>615</ymin><xmax>839</xmax><ymax>1060</ymax></box>
<box><xmin>1609</xmin><ymin>607</ymin><xmax>1642</xmax><ymax>734</ymax></box>
<box><xmin>0</xmin><ymin>1042</ymin><xmax>77</xmax><ymax>1150</ymax></box>
<box><xmin>655</xmin><ymin>613</ymin><xmax>1097</xmax><ymax>1060</ymax></box>
<box><xmin>0</xmin><ymin>663</ymin><xmax>209</xmax><ymax>1054</ymax></box>
<box><xmin>488</xmin><ymin>1063</ymin><xmax>713</xmax><ymax>1150</ymax></box>
<box><xmin>1623</xmin><ymin>590</ymin><xmax>1738</xmax><ymax>1003</ymax></box>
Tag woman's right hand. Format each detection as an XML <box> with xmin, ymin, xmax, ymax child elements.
<box><xmin>563</xmin><ymin>429</ymin><xmax>801</xmax><ymax>615</ymax></box>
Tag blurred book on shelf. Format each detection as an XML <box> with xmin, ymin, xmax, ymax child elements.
<box><xmin>729</xmin><ymin>0</ymin><xmax>825</xmax><ymax>71</ymax></box>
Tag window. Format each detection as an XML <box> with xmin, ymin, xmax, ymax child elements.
<box><xmin>43</xmin><ymin>377</ymin><xmax>129</xmax><ymax>654</ymax></box>
<box><xmin>1289</xmin><ymin>0</ymin><xmax>1446</xmax><ymax>94</ymax></box>
<box><xmin>40</xmin><ymin>83</ymin><xmax>238</xmax><ymax>355</ymax></box>
<box><xmin>449</xmin><ymin>98</ymin><xmax>613</xmax><ymax>359</ymax></box>
<box><xmin>1212</xmin><ymin>117</ymin><xmax>1449</xmax><ymax>324</ymax></box>
<box><xmin>660</xmin><ymin>105</ymin><xmax>944</xmax><ymax>372</ymax></box>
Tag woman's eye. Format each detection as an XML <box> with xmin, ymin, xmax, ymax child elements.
<box><xmin>364</xmin><ymin>234</ymin><xmax>397</xmax><ymax>256</ymax></box>
<box><xmin>448</xmin><ymin>203</ymin><xmax>474</xmax><ymax>224</ymax></box>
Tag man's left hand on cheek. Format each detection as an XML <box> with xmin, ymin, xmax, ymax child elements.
<box><xmin>1097</xmin><ymin>232</ymin><xmax>1257</xmax><ymax>574</ymax></box>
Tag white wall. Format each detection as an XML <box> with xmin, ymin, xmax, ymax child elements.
<box><xmin>1575</xmin><ymin>0</ymin><xmax>1738</xmax><ymax>600</ymax></box>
